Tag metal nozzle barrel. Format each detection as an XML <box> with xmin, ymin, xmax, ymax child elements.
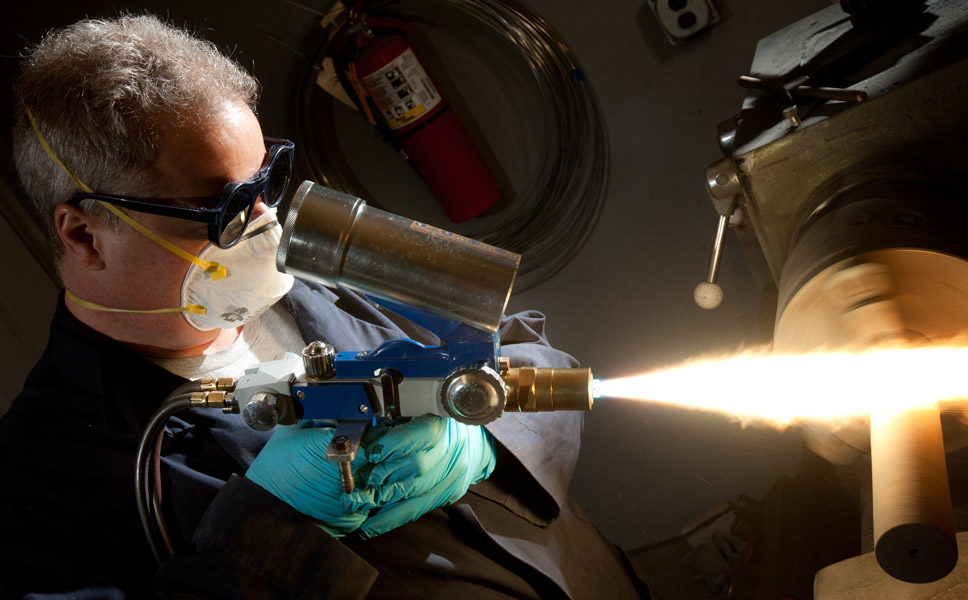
<box><xmin>278</xmin><ymin>181</ymin><xmax>521</xmax><ymax>334</ymax></box>
<box><xmin>503</xmin><ymin>367</ymin><xmax>594</xmax><ymax>413</ymax></box>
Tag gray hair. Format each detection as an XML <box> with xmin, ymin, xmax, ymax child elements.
<box><xmin>11</xmin><ymin>14</ymin><xmax>260</xmax><ymax>257</ymax></box>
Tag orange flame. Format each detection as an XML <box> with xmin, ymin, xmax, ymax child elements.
<box><xmin>594</xmin><ymin>345</ymin><xmax>968</xmax><ymax>429</ymax></box>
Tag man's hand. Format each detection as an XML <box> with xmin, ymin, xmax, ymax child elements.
<box><xmin>246</xmin><ymin>415</ymin><xmax>497</xmax><ymax>539</ymax></box>
<box><xmin>245</xmin><ymin>420</ymin><xmax>377</xmax><ymax>537</ymax></box>
<box><xmin>342</xmin><ymin>415</ymin><xmax>496</xmax><ymax>538</ymax></box>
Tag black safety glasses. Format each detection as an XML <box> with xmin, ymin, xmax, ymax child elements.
<box><xmin>69</xmin><ymin>137</ymin><xmax>294</xmax><ymax>248</ymax></box>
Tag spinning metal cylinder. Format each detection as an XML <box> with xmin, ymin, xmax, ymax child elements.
<box><xmin>819</xmin><ymin>262</ymin><xmax>957</xmax><ymax>583</ymax></box>
<box><xmin>773</xmin><ymin>185</ymin><xmax>968</xmax><ymax>583</ymax></box>
<box><xmin>870</xmin><ymin>403</ymin><xmax>956</xmax><ymax>583</ymax></box>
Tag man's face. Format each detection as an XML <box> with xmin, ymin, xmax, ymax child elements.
<box><xmin>142</xmin><ymin>101</ymin><xmax>269</xmax><ymax>249</ymax></box>
<box><xmin>69</xmin><ymin>100</ymin><xmax>269</xmax><ymax>354</ymax></box>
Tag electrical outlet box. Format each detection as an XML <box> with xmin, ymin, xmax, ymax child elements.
<box><xmin>649</xmin><ymin>0</ymin><xmax>720</xmax><ymax>44</ymax></box>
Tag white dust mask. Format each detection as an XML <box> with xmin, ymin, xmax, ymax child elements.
<box><xmin>181</xmin><ymin>210</ymin><xmax>294</xmax><ymax>330</ymax></box>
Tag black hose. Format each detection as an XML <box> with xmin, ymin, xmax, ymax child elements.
<box><xmin>135</xmin><ymin>384</ymin><xmax>199</xmax><ymax>565</ymax></box>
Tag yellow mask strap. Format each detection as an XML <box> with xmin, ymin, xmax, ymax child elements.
<box><xmin>26</xmin><ymin>107</ymin><xmax>93</xmax><ymax>193</ymax></box>
<box><xmin>26</xmin><ymin>106</ymin><xmax>227</xmax><ymax>280</ymax></box>
<box><xmin>96</xmin><ymin>202</ymin><xmax>227</xmax><ymax>279</ymax></box>
<box><xmin>66</xmin><ymin>290</ymin><xmax>207</xmax><ymax>316</ymax></box>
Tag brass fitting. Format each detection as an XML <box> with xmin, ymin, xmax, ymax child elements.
<box><xmin>199</xmin><ymin>377</ymin><xmax>237</xmax><ymax>392</ymax></box>
<box><xmin>503</xmin><ymin>367</ymin><xmax>594</xmax><ymax>413</ymax></box>
<box><xmin>190</xmin><ymin>391</ymin><xmax>231</xmax><ymax>409</ymax></box>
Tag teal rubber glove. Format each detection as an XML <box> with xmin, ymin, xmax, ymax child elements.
<box><xmin>246</xmin><ymin>420</ymin><xmax>385</xmax><ymax>538</ymax></box>
<box><xmin>341</xmin><ymin>414</ymin><xmax>497</xmax><ymax>539</ymax></box>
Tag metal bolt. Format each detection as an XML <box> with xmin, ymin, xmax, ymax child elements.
<box><xmin>783</xmin><ymin>106</ymin><xmax>801</xmax><ymax>127</ymax></box>
<box><xmin>358</xmin><ymin>405</ymin><xmax>369</xmax><ymax>414</ymax></box>
<box><xmin>295</xmin><ymin>390</ymin><xmax>305</xmax><ymax>400</ymax></box>
<box><xmin>338</xmin><ymin>463</ymin><xmax>355</xmax><ymax>493</ymax></box>
<box><xmin>331</xmin><ymin>435</ymin><xmax>355</xmax><ymax>492</ymax></box>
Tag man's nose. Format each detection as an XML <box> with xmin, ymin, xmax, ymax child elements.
<box><xmin>251</xmin><ymin>195</ymin><xmax>271</xmax><ymax>218</ymax></box>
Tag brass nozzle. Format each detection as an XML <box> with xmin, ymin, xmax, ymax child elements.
<box><xmin>503</xmin><ymin>367</ymin><xmax>594</xmax><ymax>413</ymax></box>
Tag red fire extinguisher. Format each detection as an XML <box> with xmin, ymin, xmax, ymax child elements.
<box><xmin>351</xmin><ymin>34</ymin><xmax>501</xmax><ymax>223</ymax></box>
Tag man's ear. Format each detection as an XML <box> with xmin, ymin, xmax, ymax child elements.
<box><xmin>55</xmin><ymin>204</ymin><xmax>105</xmax><ymax>270</ymax></box>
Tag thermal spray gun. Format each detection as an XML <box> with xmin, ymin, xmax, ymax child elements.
<box><xmin>230</xmin><ymin>182</ymin><xmax>594</xmax><ymax>491</ymax></box>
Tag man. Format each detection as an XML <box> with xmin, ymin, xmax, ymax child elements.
<box><xmin>0</xmin><ymin>14</ymin><xmax>648</xmax><ymax>599</ymax></box>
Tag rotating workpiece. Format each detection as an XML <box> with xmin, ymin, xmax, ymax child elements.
<box><xmin>698</xmin><ymin>0</ymin><xmax>968</xmax><ymax>587</ymax></box>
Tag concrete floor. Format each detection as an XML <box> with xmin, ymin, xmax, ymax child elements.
<box><xmin>1</xmin><ymin>0</ymin><xmax>834</xmax><ymax>581</ymax></box>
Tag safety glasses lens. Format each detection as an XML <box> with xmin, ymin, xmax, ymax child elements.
<box><xmin>220</xmin><ymin>189</ymin><xmax>253</xmax><ymax>246</ymax></box>
<box><xmin>265</xmin><ymin>150</ymin><xmax>291</xmax><ymax>207</ymax></box>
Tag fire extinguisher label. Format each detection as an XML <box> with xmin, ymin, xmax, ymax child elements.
<box><xmin>360</xmin><ymin>48</ymin><xmax>442</xmax><ymax>130</ymax></box>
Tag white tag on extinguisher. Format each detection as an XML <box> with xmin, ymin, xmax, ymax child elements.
<box><xmin>315</xmin><ymin>56</ymin><xmax>358</xmax><ymax>110</ymax></box>
<box><xmin>360</xmin><ymin>48</ymin><xmax>442</xmax><ymax>130</ymax></box>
